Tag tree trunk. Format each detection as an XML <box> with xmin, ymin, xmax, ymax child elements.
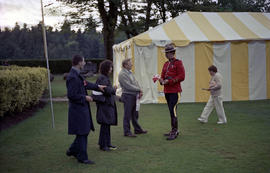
<box><xmin>97</xmin><ymin>0</ymin><xmax>118</xmax><ymax>60</ymax></box>
<box><xmin>102</xmin><ymin>27</ymin><xmax>114</xmax><ymax>61</ymax></box>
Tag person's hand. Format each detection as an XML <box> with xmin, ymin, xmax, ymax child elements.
<box><xmin>86</xmin><ymin>96</ymin><xmax>93</xmax><ymax>102</ymax></box>
<box><xmin>163</xmin><ymin>79</ymin><xmax>169</xmax><ymax>85</ymax></box>
<box><xmin>139</xmin><ymin>91</ymin><xmax>143</xmax><ymax>99</ymax></box>
<box><xmin>159</xmin><ymin>78</ymin><xmax>164</xmax><ymax>85</ymax></box>
<box><xmin>98</xmin><ymin>85</ymin><xmax>106</xmax><ymax>92</ymax></box>
<box><xmin>83</xmin><ymin>80</ymin><xmax>87</xmax><ymax>86</ymax></box>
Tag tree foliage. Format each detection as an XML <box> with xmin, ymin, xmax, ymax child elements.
<box><xmin>2</xmin><ymin>0</ymin><xmax>269</xmax><ymax>60</ymax></box>
<box><xmin>55</xmin><ymin>0</ymin><xmax>270</xmax><ymax>60</ymax></box>
<box><xmin>0</xmin><ymin>22</ymin><xmax>125</xmax><ymax>60</ymax></box>
<box><xmin>57</xmin><ymin>0</ymin><xmax>121</xmax><ymax>60</ymax></box>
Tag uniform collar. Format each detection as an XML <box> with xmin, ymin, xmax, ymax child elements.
<box><xmin>72</xmin><ymin>66</ymin><xmax>80</xmax><ymax>74</ymax></box>
<box><xmin>169</xmin><ymin>57</ymin><xmax>176</xmax><ymax>62</ymax></box>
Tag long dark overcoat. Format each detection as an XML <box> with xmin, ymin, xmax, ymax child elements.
<box><xmin>94</xmin><ymin>74</ymin><xmax>117</xmax><ymax>125</ymax></box>
<box><xmin>66</xmin><ymin>68</ymin><xmax>99</xmax><ymax>135</ymax></box>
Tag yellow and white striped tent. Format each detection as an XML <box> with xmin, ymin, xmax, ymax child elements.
<box><xmin>113</xmin><ymin>12</ymin><xmax>270</xmax><ymax>103</ymax></box>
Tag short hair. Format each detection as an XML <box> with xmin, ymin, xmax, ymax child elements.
<box><xmin>208</xmin><ymin>65</ymin><xmax>217</xmax><ymax>73</ymax></box>
<box><xmin>122</xmin><ymin>58</ymin><xmax>131</xmax><ymax>68</ymax></box>
<box><xmin>72</xmin><ymin>55</ymin><xmax>83</xmax><ymax>66</ymax></box>
<box><xmin>99</xmin><ymin>60</ymin><xmax>113</xmax><ymax>76</ymax></box>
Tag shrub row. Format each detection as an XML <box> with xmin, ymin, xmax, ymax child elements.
<box><xmin>0</xmin><ymin>65</ymin><xmax>48</xmax><ymax>117</ymax></box>
<box><xmin>0</xmin><ymin>58</ymin><xmax>105</xmax><ymax>74</ymax></box>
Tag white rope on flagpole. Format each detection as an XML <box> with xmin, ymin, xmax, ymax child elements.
<box><xmin>40</xmin><ymin>0</ymin><xmax>55</xmax><ymax>128</ymax></box>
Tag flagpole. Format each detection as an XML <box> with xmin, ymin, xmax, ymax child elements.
<box><xmin>40</xmin><ymin>0</ymin><xmax>55</xmax><ymax>128</ymax></box>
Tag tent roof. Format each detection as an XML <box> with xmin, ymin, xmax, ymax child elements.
<box><xmin>114</xmin><ymin>11</ymin><xmax>270</xmax><ymax>49</ymax></box>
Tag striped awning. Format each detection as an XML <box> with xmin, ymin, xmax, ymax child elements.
<box><xmin>115</xmin><ymin>12</ymin><xmax>270</xmax><ymax>49</ymax></box>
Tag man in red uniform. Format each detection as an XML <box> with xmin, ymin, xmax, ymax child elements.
<box><xmin>159</xmin><ymin>43</ymin><xmax>185</xmax><ymax>140</ymax></box>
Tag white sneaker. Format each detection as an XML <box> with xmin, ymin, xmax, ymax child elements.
<box><xmin>217</xmin><ymin>121</ymin><xmax>227</xmax><ymax>124</ymax></box>
<box><xmin>198</xmin><ymin>117</ymin><xmax>207</xmax><ymax>123</ymax></box>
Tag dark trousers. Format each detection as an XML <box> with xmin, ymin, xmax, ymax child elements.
<box><xmin>68</xmin><ymin>134</ymin><xmax>88</xmax><ymax>161</ymax></box>
<box><xmin>165</xmin><ymin>93</ymin><xmax>179</xmax><ymax>133</ymax></box>
<box><xmin>122</xmin><ymin>93</ymin><xmax>143</xmax><ymax>135</ymax></box>
<box><xmin>98</xmin><ymin>124</ymin><xmax>111</xmax><ymax>147</ymax></box>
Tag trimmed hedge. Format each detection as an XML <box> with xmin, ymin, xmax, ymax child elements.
<box><xmin>0</xmin><ymin>59</ymin><xmax>105</xmax><ymax>74</ymax></box>
<box><xmin>0</xmin><ymin>65</ymin><xmax>48</xmax><ymax>117</ymax></box>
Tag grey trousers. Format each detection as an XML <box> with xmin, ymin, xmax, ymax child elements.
<box><xmin>121</xmin><ymin>93</ymin><xmax>143</xmax><ymax>135</ymax></box>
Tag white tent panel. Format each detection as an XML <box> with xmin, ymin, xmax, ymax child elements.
<box><xmin>202</xmin><ymin>13</ymin><xmax>242</xmax><ymax>40</ymax></box>
<box><xmin>248</xmin><ymin>41</ymin><xmax>267</xmax><ymax>100</ymax></box>
<box><xmin>148</xmin><ymin>26</ymin><xmax>170</xmax><ymax>46</ymax></box>
<box><xmin>213</xmin><ymin>42</ymin><xmax>232</xmax><ymax>102</ymax></box>
<box><xmin>134</xmin><ymin>45</ymin><xmax>159</xmax><ymax>103</ymax></box>
<box><xmin>264</xmin><ymin>13</ymin><xmax>270</xmax><ymax>20</ymax></box>
<box><xmin>175</xmin><ymin>13</ymin><xmax>208</xmax><ymax>42</ymax></box>
<box><xmin>177</xmin><ymin>43</ymin><xmax>195</xmax><ymax>103</ymax></box>
<box><xmin>113</xmin><ymin>42</ymin><xmax>132</xmax><ymax>87</ymax></box>
<box><xmin>235</xmin><ymin>13</ymin><xmax>270</xmax><ymax>38</ymax></box>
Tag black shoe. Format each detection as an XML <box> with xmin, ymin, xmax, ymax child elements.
<box><xmin>164</xmin><ymin>132</ymin><xmax>171</xmax><ymax>136</ymax></box>
<box><xmin>164</xmin><ymin>131</ymin><xmax>179</xmax><ymax>136</ymax></box>
<box><xmin>100</xmin><ymin>146</ymin><xmax>111</xmax><ymax>151</ymax></box>
<box><xmin>108</xmin><ymin>145</ymin><xmax>117</xmax><ymax>150</ymax></box>
<box><xmin>134</xmin><ymin>130</ymin><xmax>148</xmax><ymax>134</ymax></box>
<box><xmin>166</xmin><ymin>134</ymin><xmax>177</xmax><ymax>140</ymax></box>
<box><xmin>124</xmin><ymin>133</ymin><xmax>137</xmax><ymax>137</ymax></box>
<box><xmin>66</xmin><ymin>150</ymin><xmax>77</xmax><ymax>157</ymax></box>
<box><xmin>78</xmin><ymin>159</ymin><xmax>95</xmax><ymax>164</ymax></box>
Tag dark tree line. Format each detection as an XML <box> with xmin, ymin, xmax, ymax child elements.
<box><xmin>1</xmin><ymin>0</ymin><xmax>269</xmax><ymax>60</ymax></box>
<box><xmin>0</xmin><ymin>21</ymin><xmax>126</xmax><ymax>60</ymax></box>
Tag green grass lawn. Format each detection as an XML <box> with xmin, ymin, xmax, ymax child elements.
<box><xmin>0</xmin><ymin>100</ymin><xmax>270</xmax><ymax>173</ymax></box>
<box><xmin>50</xmin><ymin>75</ymin><xmax>67</xmax><ymax>97</ymax></box>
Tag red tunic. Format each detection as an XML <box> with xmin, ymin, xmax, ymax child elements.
<box><xmin>161</xmin><ymin>58</ymin><xmax>185</xmax><ymax>93</ymax></box>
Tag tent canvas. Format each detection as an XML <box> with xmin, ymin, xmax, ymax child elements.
<box><xmin>113</xmin><ymin>12</ymin><xmax>270</xmax><ymax>103</ymax></box>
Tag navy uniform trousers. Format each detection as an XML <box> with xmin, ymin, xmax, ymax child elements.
<box><xmin>165</xmin><ymin>93</ymin><xmax>179</xmax><ymax>133</ymax></box>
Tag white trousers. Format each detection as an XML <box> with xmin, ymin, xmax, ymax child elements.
<box><xmin>200</xmin><ymin>95</ymin><xmax>227</xmax><ymax>123</ymax></box>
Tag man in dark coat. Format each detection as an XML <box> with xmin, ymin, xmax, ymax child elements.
<box><xmin>66</xmin><ymin>55</ymin><xmax>105</xmax><ymax>164</ymax></box>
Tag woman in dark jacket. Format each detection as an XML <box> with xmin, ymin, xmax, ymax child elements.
<box><xmin>93</xmin><ymin>60</ymin><xmax>118</xmax><ymax>151</ymax></box>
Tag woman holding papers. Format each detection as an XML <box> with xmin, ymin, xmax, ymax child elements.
<box><xmin>93</xmin><ymin>60</ymin><xmax>118</xmax><ymax>151</ymax></box>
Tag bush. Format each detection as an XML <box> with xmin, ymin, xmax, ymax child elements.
<box><xmin>0</xmin><ymin>59</ymin><xmax>105</xmax><ymax>74</ymax></box>
<box><xmin>0</xmin><ymin>65</ymin><xmax>48</xmax><ymax>117</ymax></box>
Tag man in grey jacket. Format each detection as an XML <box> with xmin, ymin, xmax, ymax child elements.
<box><xmin>118</xmin><ymin>58</ymin><xmax>147</xmax><ymax>137</ymax></box>
<box><xmin>198</xmin><ymin>65</ymin><xmax>227</xmax><ymax>124</ymax></box>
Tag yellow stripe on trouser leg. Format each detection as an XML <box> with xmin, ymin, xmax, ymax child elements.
<box><xmin>173</xmin><ymin>94</ymin><xmax>181</xmax><ymax>117</ymax></box>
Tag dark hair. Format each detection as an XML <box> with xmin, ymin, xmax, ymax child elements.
<box><xmin>208</xmin><ymin>65</ymin><xmax>217</xmax><ymax>73</ymax></box>
<box><xmin>99</xmin><ymin>60</ymin><xmax>113</xmax><ymax>76</ymax></box>
<box><xmin>72</xmin><ymin>55</ymin><xmax>83</xmax><ymax>66</ymax></box>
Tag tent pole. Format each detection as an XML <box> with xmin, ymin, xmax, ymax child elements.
<box><xmin>40</xmin><ymin>0</ymin><xmax>55</xmax><ymax>128</ymax></box>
